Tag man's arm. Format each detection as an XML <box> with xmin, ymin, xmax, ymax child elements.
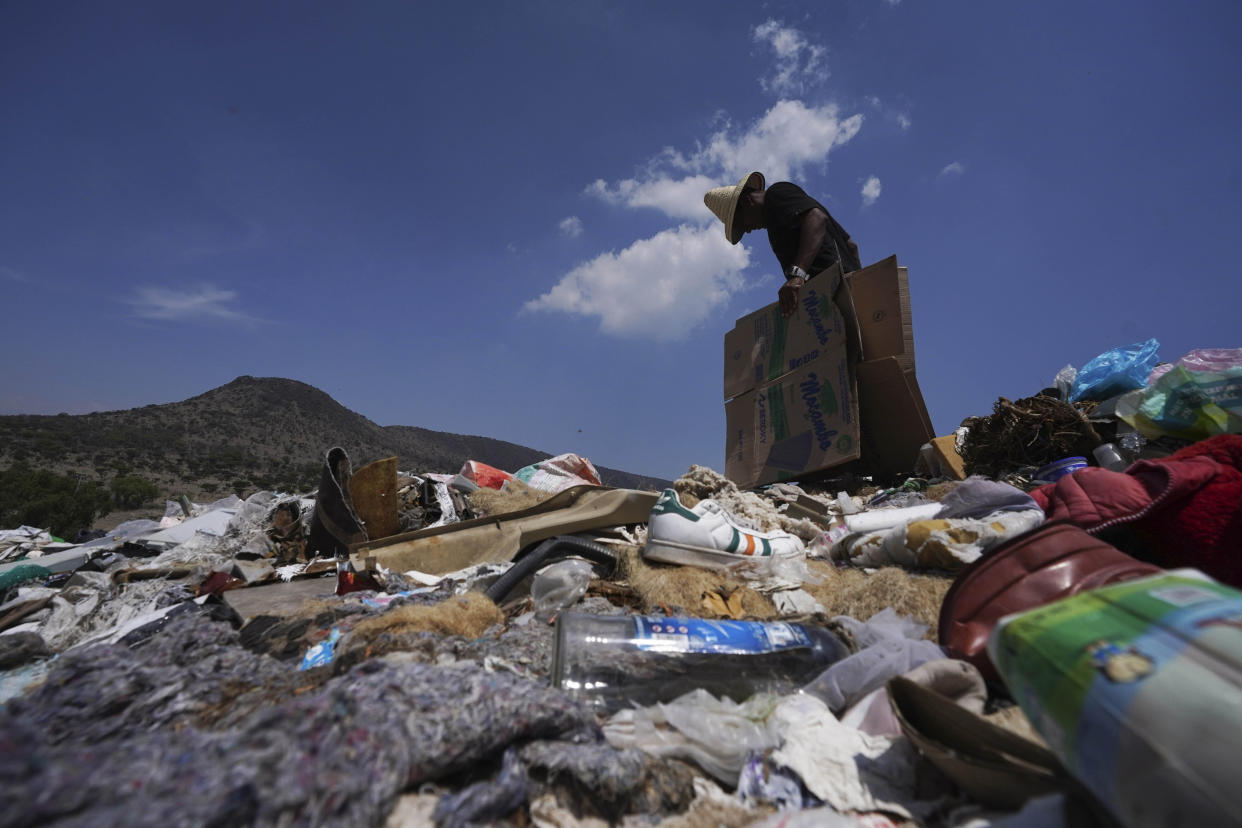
<box><xmin>792</xmin><ymin>207</ymin><xmax>828</xmax><ymax>274</ymax></box>
<box><xmin>778</xmin><ymin>207</ymin><xmax>828</xmax><ymax>318</ymax></box>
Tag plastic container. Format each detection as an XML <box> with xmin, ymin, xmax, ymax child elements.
<box><xmin>552</xmin><ymin>613</ymin><xmax>851</xmax><ymax>713</ymax></box>
<box><xmin>1092</xmin><ymin>443</ymin><xmax>1129</xmax><ymax>472</ymax></box>
<box><xmin>530</xmin><ymin>559</ymin><xmax>594</xmax><ymax>621</ymax></box>
<box><xmin>988</xmin><ymin>571</ymin><xmax>1242</xmax><ymax>828</ymax></box>
<box><xmin>1033</xmin><ymin>456</ymin><xmax>1087</xmax><ymax>482</ymax></box>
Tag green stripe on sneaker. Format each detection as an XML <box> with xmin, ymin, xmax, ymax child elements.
<box><xmin>726</xmin><ymin>529</ymin><xmax>741</xmax><ymax>553</ymax></box>
<box><xmin>761</xmin><ymin>537</ymin><xmax>771</xmax><ymax>556</ymax></box>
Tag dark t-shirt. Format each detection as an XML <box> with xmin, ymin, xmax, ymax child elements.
<box><xmin>762</xmin><ymin>182</ymin><xmax>860</xmax><ymax>275</ymax></box>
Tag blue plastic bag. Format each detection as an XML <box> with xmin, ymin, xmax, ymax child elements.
<box><xmin>1069</xmin><ymin>338</ymin><xmax>1160</xmax><ymax>402</ymax></box>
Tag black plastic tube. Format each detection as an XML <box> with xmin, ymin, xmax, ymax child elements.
<box><xmin>483</xmin><ymin>535</ymin><xmax>616</xmax><ymax>604</ymax></box>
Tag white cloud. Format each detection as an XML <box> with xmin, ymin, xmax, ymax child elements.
<box><xmin>588</xmin><ymin>100</ymin><xmax>863</xmax><ymax>222</ymax></box>
<box><xmin>861</xmin><ymin>176</ymin><xmax>882</xmax><ymax>207</ymax></box>
<box><xmin>587</xmin><ymin>174</ymin><xmax>719</xmax><ymax>221</ymax></box>
<box><xmin>939</xmin><ymin>161</ymin><xmax>965</xmax><ymax>177</ymax></box>
<box><xmin>559</xmin><ymin>216</ymin><xmax>583</xmax><ymax>237</ymax></box>
<box><xmin>896</xmin><ymin>112</ymin><xmax>912</xmax><ymax>130</ymax></box>
<box><xmin>524</xmin><ymin>225</ymin><xmax>750</xmax><ymax>341</ymax></box>
<box><xmin>128</xmin><ymin>285</ymin><xmax>254</xmax><ymax>323</ymax></box>
<box><xmin>752</xmin><ymin>20</ymin><xmax>827</xmax><ymax>97</ymax></box>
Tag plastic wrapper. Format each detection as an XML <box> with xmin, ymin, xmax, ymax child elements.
<box><xmin>530</xmin><ymin>558</ymin><xmax>594</xmax><ymax>621</ymax></box>
<box><xmin>738</xmin><ymin>752</ymin><xmax>821</xmax><ymax>810</ymax></box>
<box><xmin>602</xmin><ymin>689</ymin><xmax>781</xmax><ymax>784</ymax></box>
<box><xmin>1068</xmin><ymin>338</ymin><xmax>1160</xmax><ymax>402</ymax></box>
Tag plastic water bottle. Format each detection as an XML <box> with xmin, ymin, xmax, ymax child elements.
<box><xmin>552</xmin><ymin>613</ymin><xmax>851</xmax><ymax>713</ymax></box>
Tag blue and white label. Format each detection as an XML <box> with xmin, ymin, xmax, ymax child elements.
<box><xmin>633</xmin><ymin>616</ymin><xmax>812</xmax><ymax>654</ymax></box>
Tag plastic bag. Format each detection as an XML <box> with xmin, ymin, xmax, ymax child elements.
<box><xmin>1120</xmin><ymin>363</ymin><xmax>1242</xmax><ymax>441</ymax></box>
<box><xmin>459</xmin><ymin>460</ymin><xmax>513</xmax><ymax>490</ymax></box>
<box><xmin>1054</xmin><ymin>364</ymin><xmax>1077</xmax><ymax>400</ymax></box>
<box><xmin>530</xmin><ymin>558</ymin><xmax>594</xmax><ymax>621</ymax></box>
<box><xmin>1149</xmin><ymin>348</ymin><xmax>1242</xmax><ymax>383</ymax></box>
<box><xmin>513</xmin><ymin>453</ymin><xmax>602</xmax><ymax>493</ymax></box>
<box><xmin>1068</xmin><ymin>338</ymin><xmax>1160</xmax><ymax>402</ymax></box>
<box><xmin>602</xmin><ymin>689</ymin><xmax>781</xmax><ymax>784</ymax></box>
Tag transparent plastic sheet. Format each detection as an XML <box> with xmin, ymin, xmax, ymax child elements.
<box><xmin>1068</xmin><ymin>338</ymin><xmax>1160</xmax><ymax>402</ymax></box>
<box><xmin>1054</xmin><ymin>364</ymin><xmax>1078</xmax><ymax>401</ymax></box>
<box><xmin>530</xmin><ymin>559</ymin><xmax>594</xmax><ymax>621</ymax></box>
<box><xmin>602</xmin><ymin>689</ymin><xmax>782</xmax><ymax>784</ymax></box>
<box><xmin>38</xmin><ymin>575</ymin><xmax>193</xmax><ymax>652</ymax></box>
<box><xmin>79</xmin><ymin>519</ymin><xmax>162</xmax><ymax>551</ymax></box>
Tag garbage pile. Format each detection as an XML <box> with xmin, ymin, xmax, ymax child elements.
<box><xmin>2</xmin><ymin>344</ymin><xmax>1242</xmax><ymax>827</ymax></box>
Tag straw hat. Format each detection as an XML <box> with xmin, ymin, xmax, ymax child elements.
<box><xmin>704</xmin><ymin>171</ymin><xmax>765</xmax><ymax>244</ymax></box>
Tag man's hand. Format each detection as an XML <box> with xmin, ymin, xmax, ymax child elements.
<box><xmin>779</xmin><ymin>276</ymin><xmax>805</xmax><ymax>318</ymax></box>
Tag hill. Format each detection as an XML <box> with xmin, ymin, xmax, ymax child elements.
<box><xmin>0</xmin><ymin>376</ymin><xmax>671</xmax><ymax>501</ymax></box>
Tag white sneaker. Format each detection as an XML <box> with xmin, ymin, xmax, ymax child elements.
<box><xmin>644</xmin><ymin>488</ymin><xmax>805</xmax><ymax>570</ymax></box>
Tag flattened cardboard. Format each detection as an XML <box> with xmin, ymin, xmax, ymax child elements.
<box><xmin>723</xmin><ymin>263</ymin><xmax>845</xmax><ymax>401</ymax></box>
<box><xmin>929</xmin><ymin>433</ymin><xmax>968</xmax><ymax>480</ymax></box>
<box><xmin>856</xmin><ymin>357</ymin><xmax>936</xmax><ymax>478</ymax></box>
<box><xmin>844</xmin><ymin>255</ymin><xmax>915</xmax><ymax>372</ymax></box>
<box><xmin>724</xmin><ymin>351</ymin><xmax>861</xmax><ymax>489</ymax></box>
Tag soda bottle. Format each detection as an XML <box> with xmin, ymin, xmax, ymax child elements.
<box><xmin>552</xmin><ymin>612</ymin><xmax>851</xmax><ymax>713</ymax></box>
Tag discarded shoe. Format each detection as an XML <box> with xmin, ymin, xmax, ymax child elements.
<box><xmin>644</xmin><ymin>488</ymin><xmax>804</xmax><ymax>570</ymax></box>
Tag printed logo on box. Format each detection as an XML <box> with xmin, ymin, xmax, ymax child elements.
<box><xmin>799</xmin><ymin>371</ymin><xmax>839</xmax><ymax>451</ymax></box>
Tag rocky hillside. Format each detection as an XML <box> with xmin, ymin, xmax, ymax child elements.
<box><xmin>0</xmin><ymin>376</ymin><xmax>670</xmax><ymax>500</ymax></box>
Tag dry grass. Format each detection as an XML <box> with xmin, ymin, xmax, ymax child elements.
<box><xmin>348</xmin><ymin>592</ymin><xmax>503</xmax><ymax>641</ymax></box>
<box><xmin>616</xmin><ymin>546</ymin><xmax>778</xmax><ymax>618</ymax></box>
<box><xmin>610</xmin><ymin>547</ymin><xmax>953</xmax><ymax>635</ymax></box>
<box><xmin>801</xmin><ymin>561</ymin><xmax>953</xmax><ymax>638</ymax></box>
<box><xmin>466</xmin><ymin>478</ymin><xmax>555</xmax><ymax>517</ymax></box>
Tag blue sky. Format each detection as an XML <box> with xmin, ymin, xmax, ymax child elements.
<box><xmin>3</xmin><ymin>1</ymin><xmax>1240</xmax><ymax>482</ymax></box>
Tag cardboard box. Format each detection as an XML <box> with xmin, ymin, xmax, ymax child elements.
<box><xmin>725</xmin><ymin>350</ymin><xmax>860</xmax><ymax>488</ymax></box>
<box><xmin>723</xmin><ymin>264</ymin><xmax>845</xmax><ymax>401</ymax></box>
<box><xmin>723</xmin><ymin>254</ymin><xmax>934</xmax><ymax>487</ymax></box>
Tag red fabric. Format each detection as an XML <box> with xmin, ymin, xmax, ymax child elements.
<box><xmin>1030</xmin><ymin>435</ymin><xmax>1242</xmax><ymax>587</ymax></box>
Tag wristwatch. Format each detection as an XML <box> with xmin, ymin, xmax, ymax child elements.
<box><xmin>786</xmin><ymin>265</ymin><xmax>810</xmax><ymax>282</ymax></box>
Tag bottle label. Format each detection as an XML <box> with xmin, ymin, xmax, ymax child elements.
<box><xmin>633</xmin><ymin>616</ymin><xmax>813</xmax><ymax>654</ymax></box>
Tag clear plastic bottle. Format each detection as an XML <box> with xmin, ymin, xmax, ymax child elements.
<box><xmin>1093</xmin><ymin>442</ymin><xmax>1129</xmax><ymax>472</ymax></box>
<box><xmin>552</xmin><ymin>613</ymin><xmax>851</xmax><ymax>713</ymax></box>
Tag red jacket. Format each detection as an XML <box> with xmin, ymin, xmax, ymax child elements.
<box><xmin>1030</xmin><ymin>435</ymin><xmax>1242</xmax><ymax>587</ymax></box>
